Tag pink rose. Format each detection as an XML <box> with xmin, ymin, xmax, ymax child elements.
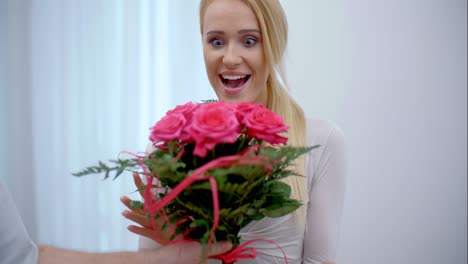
<box><xmin>235</xmin><ymin>102</ymin><xmax>259</xmax><ymax>124</ymax></box>
<box><xmin>188</xmin><ymin>102</ymin><xmax>240</xmax><ymax>157</ymax></box>
<box><xmin>166</xmin><ymin>102</ymin><xmax>199</xmax><ymax>120</ymax></box>
<box><xmin>244</xmin><ymin>105</ymin><xmax>288</xmax><ymax>144</ymax></box>
<box><xmin>165</xmin><ymin>102</ymin><xmax>200</xmax><ymax>141</ymax></box>
<box><xmin>149</xmin><ymin>113</ymin><xmax>187</xmax><ymax>143</ymax></box>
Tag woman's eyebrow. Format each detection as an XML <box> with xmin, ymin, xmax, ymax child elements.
<box><xmin>206</xmin><ymin>30</ymin><xmax>224</xmax><ymax>35</ymax></box>
<box><xmin>238</xmin><ymin>29</ymin><xmax>260</xmax><ymax>34</ymax></box>
<box><xmin>206</xmin><ymin>29</ymin><xmax>260</xmax><ymax>35</ymax></box>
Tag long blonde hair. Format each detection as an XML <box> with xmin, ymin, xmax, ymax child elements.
<box><xmin>199</xmin><ymin>0</ymin><xmax>307</xmax><ymax>222</ymax></box>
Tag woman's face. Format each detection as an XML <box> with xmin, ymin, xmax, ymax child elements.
<box><xmin>202</xmin><ymin>0</ymin><xmax>269</xmax><ymax>105</ymax></box>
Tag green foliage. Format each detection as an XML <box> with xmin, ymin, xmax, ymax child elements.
<box><xmin>201</xmin><ymin>99</ymin><xmax>218</xmax><ymax>103</ymax></box>
<box><xmin>72</xmin><ymin>159</ymin><xmax>140</xmax><ymax>180</ymax></box>
<box><xmin>130</xmin><ymin>200</ymin><xmax>144</xmax><ymax>209</ymax></box>
<box><xmin>73</xmin><ymin>140</ymin><xmax>319</xmax><ymax>247</ymax></box>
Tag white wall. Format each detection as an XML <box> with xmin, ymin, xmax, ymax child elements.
<box><xmin>282</xmin><ymin>0</ymin><xmax>467</xmax><ymax>263</ymax></box>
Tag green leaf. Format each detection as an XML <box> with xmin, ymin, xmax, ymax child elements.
<box><xmin>114</xmin><ymin>166</ymin><xmax>125</xmax><ymax>179</ymax></box>
<box><xmin>264</xmin><ymin>181</ymin><xmax>291</xmax><ymax>197</ymax></box>
<box><xmin>130</xmin><ymin>200</ymin><xmax>144</xmax><ymax>209</ymax></box>
<box><xmin>252</xmin><ymin>197</ymin><xmax>266</xmax><ymax>208</ymax></box>
<box><xmin>260</xmin><ymin>200</ymin><xmax>302</xmax><ymax>218</ymax></box>
<box><xmin>189</xmin><ymin>219</ymin><xmax>210</xmax><ymax>230</ymax></box>
<box><xmin>251</xmin><ymin>214</ymin><xmax>264</xmax><ymax>220</ymax></box>
<box><xmin>245</xmin><ymin>208</ymin><xmax>257</xmax><ymax>216</ymax></box>
<box><xmin>235</xmin><ymin>213</ymin><xmax>245</xmax><ymax>226</ymax></box>
<box><xmin>72</xmin><ymin>158</ymin><xmax>140</xmax><ymax>179</ymax></box>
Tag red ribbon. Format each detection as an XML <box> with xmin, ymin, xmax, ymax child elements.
<box><xmin>136</xmin><ymin>147</ymin><xmax>289</xmax><ymax>263</ymax></box>
<box><xmin>218</xmin><ymin>238</ymin><xmax>288</xmax><ymax>264</ymax></box>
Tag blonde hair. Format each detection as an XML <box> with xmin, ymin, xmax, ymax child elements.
<box><xmin>199</xmin><ymin>0</ymin><xmax>307</xmax><ymax>222</ymax></box>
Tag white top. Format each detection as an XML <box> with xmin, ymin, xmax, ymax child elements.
<box><xmin>139</xmin><ymin>118</ymin><xmax>347</xmax><ymax>264</ymax></box>
<box><xmin>0</xmin><ymin>182</ymin><xmax>38</xmax><ymax>264</ymax></box>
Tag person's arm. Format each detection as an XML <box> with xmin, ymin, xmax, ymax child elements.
<box><xmin>0</xmin><ymin>182</ymin><xmax>38</xmax><ymax>264</ymax></box>
<box><xmin>37</xmin><ymin>245</ymin><xmax>152</xmax><ymax>264</ymax></box>
<box><xmin>38</xmin><ymin>240</ymin><xmax>232</xmax><ymax>264</ymax></box>
<box><xmin>303</xmin><ymin>120</ymin><xmax>347</xmax><ymax>264</ymax></box>
<box><xmin>1</xmin><ymin>179</ymin><xmax>231</xmax><ymax>264</ymax></box>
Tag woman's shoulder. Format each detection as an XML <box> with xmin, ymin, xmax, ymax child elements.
<box><xmin>304</xmin><ymin>118</ymin><xmax>347</xmax><ymax>187</ymax></box>
<box><xmin>305</xmin><ymin>118</ymin><xmax>346</xmax><ymax>149</ymax></box>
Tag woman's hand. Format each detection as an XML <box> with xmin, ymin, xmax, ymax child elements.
<box><xmin>120</xmin><ymin>172</ymin><xmax>179</xmax><ymax>245</ymax></box>
<box><xmin>121</xmin><ymin>172</ymin><xmax>233</xmax><ymax>263</ymax></box>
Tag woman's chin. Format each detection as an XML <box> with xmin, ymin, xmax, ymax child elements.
<box><xmin>217</xmin><ymin>96</ymin><xmax>242</xmax><ymax>103</ymax></box>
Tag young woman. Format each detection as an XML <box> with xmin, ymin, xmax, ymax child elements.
<box><xmin>121</xmin><ymin>0</ymin><xmax>346</xmax><ymax>263</ymax></box>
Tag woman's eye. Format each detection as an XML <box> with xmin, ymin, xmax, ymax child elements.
<box><xmin>243</xmin><ymin>37</ymin><xmax>257</xmax><ymax>47</ymax></box>
<box><xmin>210</xmin><ymin>39</ymin><xmax>224</xmax><ymax>47</ymax></box>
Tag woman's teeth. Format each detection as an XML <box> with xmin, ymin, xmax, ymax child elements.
<box><xmin>223</xmin><ymin>75</ymin><xmax>246</xmax><ymax>80</ymax></box>
<box><xmin>220</xmin><ymin>75</ymin><xmax>250</xmax><ymax>88</ymax></box>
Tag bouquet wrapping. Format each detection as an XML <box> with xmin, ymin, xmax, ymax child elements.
<box><xmin>74</xmin><ymin>101</ymin><xmax>318</xmax><ymax>263</ymax></box>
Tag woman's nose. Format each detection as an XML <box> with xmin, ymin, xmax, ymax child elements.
<box><xmin>222</xmin><ymin>45</ymin><xmax>242</xmax><ymax>68</ymax></box>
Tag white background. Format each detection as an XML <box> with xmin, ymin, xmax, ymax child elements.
<box><xmin>283</xmin><ymin>0</ymin><xmax>467</xmax><ymax>263</ymax></box>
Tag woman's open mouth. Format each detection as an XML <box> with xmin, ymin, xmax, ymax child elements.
<box><xmin>219</xmin><ymin>74</ymin><xmax>251</xmax><ymax>94</ymax></box>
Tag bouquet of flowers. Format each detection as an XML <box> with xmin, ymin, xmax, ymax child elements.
<box><xmin>74</xmin><ymin>101</ymin><xmax>318</xmax><ymax>263</ymax></box>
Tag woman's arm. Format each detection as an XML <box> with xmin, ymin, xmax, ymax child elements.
<box><xmin>303</xmin><ymin>120</ymin><xmax>347</xmax><ymax>264</ymax></box>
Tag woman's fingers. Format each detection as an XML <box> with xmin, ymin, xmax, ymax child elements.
<box><xmin>121</xmin><ymin>196</ymin><xmax>177</xmax><ymax>244</ymax></box>
<box><xmin>127</xmin><ymin>224</ymin><xmax>173</xmax><ymax>245</ymax></box>
<box><xmin>127</xmin><ymin>225</ymin><xmax>154</xmax><ymax>238</ymax></box>
<box><xmin>132</xmin><ymin>172</ymin><xmax>146</xmax><ymax>197</ymax></box>
<box><xmin>123</xmin><ymin>172</ymin><xmax>181</xmax><ymax>244</ymax></box>
<box><xmin>121</xmin><ymin>196</ymin><xmax>170</xmax><ymax>229</ymax></box>
<box><xmin>123</xmin><ymin>210</ymin><xmax>175</xmax><ymax>245</ymax></box>
<box><xmin>120</xmin><ymin>196</ymin><xmax>146</xmax><ymax>214</ymax></box>
<box><xmin>126</xmin><ymin>221</ymin><xmax>176</xmax><ymax>245</ymax></box>
<box><xmin>122</xmin><ymin>210</ymin><xmax>152</xmax><ymax>229</ymax></box>
<box><xmin>126</xmin><ymin>225</ymin><xmax>167</xmax><ymax>244</ymax></box>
